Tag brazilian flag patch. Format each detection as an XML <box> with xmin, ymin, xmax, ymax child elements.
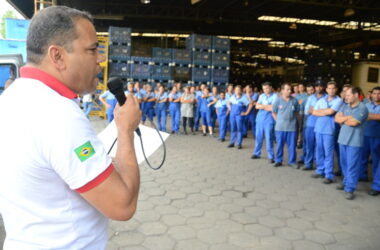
<box><xmin>74</xmin><ymin>141</ymin><xmax>95</xmax><ymax>162</ymax></box>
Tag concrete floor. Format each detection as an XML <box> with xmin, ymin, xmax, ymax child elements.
<box><xmin>1</xmin><ymin>116</ymin><xmax>380</xmax><ymax>250</ymax></box>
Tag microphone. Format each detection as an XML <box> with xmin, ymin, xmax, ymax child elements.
<box><xmin>107</xmin><ymin>77</ymin><xmax>141</xmax><ymax>136</ymax></box>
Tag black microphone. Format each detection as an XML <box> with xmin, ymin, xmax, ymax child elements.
<box><xmin>107</xmin><ymin>77</ymin><xmax>141</xmax><ymax>136</ymax></box>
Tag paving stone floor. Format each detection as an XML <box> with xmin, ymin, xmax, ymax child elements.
<box><xmin>1</xmin><ymin>116</ymin><xmax>380</xmax><ymax>250</ymax></box>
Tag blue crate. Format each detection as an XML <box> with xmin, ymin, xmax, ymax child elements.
<box><xmin>211</xmin><ymin>68</ymin><xmax>229</xmax><ymax>83</ymax></box>
<box><xmin>192</xmin><ymin>67</ymin><xmax>210</xmax><ymax>82</ymax></box>
<box><xmin>211</xmin><ymin>52</ymin><xmax>230</xmax><ymax>67</ymax></box>
<box><xmin>151</xmin><ymin>65</ymin><xmax>172</xmax><ymax>80</ymax></box>
<box><xmin>151</xmin><ymin>57</ymin><xmax>172</xmax><ymax>64</ymax></box>
<box><xmin>152</xmin><ymin>48</ymin><xmax>173</xmax><ymax>60</ymax></box>
<box><xmin>0</xmin><ymin>39</ymin><xmax>26</xmax><ymax>62</ymax></box>
<box><xmin>212</xmin><ymin>37</ymin><xmax>230</xmax><ymax>51</ymax></box>
<box><xmin>108</xmin><ymin>45</ymin><xmax>131</xmax><ymax>61</ymax></box>
<box><xmin>130</xmin><ymin>56</ymin><xmax>152</xmax><ymax>64</ymax></box>
<box><xmin>172</xmin><ymin>49</ymin><xmax>191</xmax><ymax>64</ymax></box>
<box><xmin>192</xmin><ymin>51</ymin><xmax>211</xmax><ymax>66</ymax></box>
<box><xmin>108</xmin><ymin>62</ymin><xmax>130</xmax><ymax>77</ymax></box>
<box><xmin>130</xmin><ymin>63</ymin><xmax>151</xmax><ymax>78</ymax></box>
<box><xmin>186</xmin><ymin>34</ymin><xmax>212</xmax><ymax>49</ymax></box>
<box><xmin>108</xmin><ymin>26</ymin><xmax>132</xmax><ymax>44</ymax></box>
<box><xmin>5</xmin><ymin>18</ymin><xmax>30</xmax><ymax>40</ymax></box>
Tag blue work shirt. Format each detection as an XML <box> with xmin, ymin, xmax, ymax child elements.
<box><xmin>155</xmin><ymin>92</ymin><xmax>168</xmax><ymax>109</ymax></box>
<box><xmin>229</xmin><ymin>95</ymin><xmax>250</xmax><ymax>116</ymax></box>
<box><xmin>364</xmin><ymin>102</ymin><xmax>380</xmax><ymax>137</ymax></box>
<box><xmin>256</xmin><ymin>92</ymin><xmax>277</xmax><ymax>124</ymax></box>
<box><xmin>143</xmin><ymin>92</ymin><xmax>155</xmax><ymax>108</ymax></box>
<box><xmin>200</xmin><ymin>95</ymin><xmax>216</xmax><ymax>113</ymax></box>
<box><xmin>304</xmin><ymin>93</ymin><xmax>326</xmax><ymax>127</ymax></box>
<box><xmin>169</xmin><ymin>92</ymin><xmax>182</xmax><ymax>109</ymax></box>
<box><xmin>314</xmin><ymin>95</ymin><xmax>343</xmax><ymax>135</ymax></box>
<box><xmin>100</xmin><ymin>90</ymin><xmax>115</xmax><ymax>100</ymax></box>
<box><xmin>244</xmin><ymin>92</ymin><xmax>259</xmax><ymax>114</ymax></box>
<box><xmin>124</xmin><ymin>90</ymin><xmax>142</xmax><ymax>99</ymax></box>
<box><xmin>272</xmin><ymin>96</ymin><xmax>300</xmax><ymax>132</ymax></box>
<box><xmin>226</xmin><ymin>92</ymin><xmax>234</xmax><ymax>101</ymax></box>
<box><xmin>295</xmin><ymin>93</ymin><xmax>308</xmax><ymax>115</ymax></box>
<box><xmin>338</xmin><ymin>102</ymin><xmax>369</xmax><ymax>147</ymax></box>
<box><xmin>215</xmin><ymin>99</ymin><xmax>228</xmax><ymax>115</ymax></box>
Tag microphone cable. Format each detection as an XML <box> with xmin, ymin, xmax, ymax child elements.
<box><xmin>107</xmin><ymin>117</ymin><xmax>166</xmax><ymax>170</ymax></box>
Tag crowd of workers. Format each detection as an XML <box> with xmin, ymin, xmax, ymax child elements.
<box><xmin>95</xmin><ymin>80</ymin><xmax>380</xmax><ymax>200</ymax></box>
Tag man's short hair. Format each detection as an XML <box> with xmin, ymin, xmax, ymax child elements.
<box><xmin>372</xmin><ymin>86</ymin><xmax>380</xmax><ymax>92</ymax></box>
<box><xmin>281</xmin><ymin>82</ymin><xmax>292</xmax><ymax>90</ymax></box>
<box><xmin>27</xmin><ymin>6</ymin><xmax>93</xmax><ymax>64</ymax></box>
<box><xmin>306</xmin><ymin>83</ymin><xmax>314</xmax><ymax>88</ymax></box>
<box><xmin>347</xmin><ymin>86</ymin><xmax>361</xmax><ymax>95</ymax></box>
<box><xmin>327</xmin><ymin>81</ymin><xmax>338</xmax><ymax>88</ymax></box>
<box><xmin>262</xmin><ymin>82</ymin><xmax>272</xmax><ymax>87</ymax></box>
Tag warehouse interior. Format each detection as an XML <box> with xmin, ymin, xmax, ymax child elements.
<box><xmin>6</xmin><ymin>0</ymin><xmax>380</xmax><ymax>90</ymax></box>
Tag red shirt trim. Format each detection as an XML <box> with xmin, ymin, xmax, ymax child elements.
<box><xmin>20</xmin><ymin>66</ymin><xmax>78</xmax><ymax>99</ymax></box>
<box><xmin>75</xmin><ymin>164</ymin><xmax>114</xmax><ymax>193</ymax></box>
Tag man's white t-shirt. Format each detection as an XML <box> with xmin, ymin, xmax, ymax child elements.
<box><xmin>0</xmin><ymin>67</ymin><xmax>113</xmax><ymax>249</ymax></box>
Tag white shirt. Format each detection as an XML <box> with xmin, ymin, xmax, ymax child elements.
<box><xmin>82</xmin><ymin>93</ymin><xmax>93</xmax><ymax>103</ymax></box>
<box><xmin>0</xmin><ymin>67</ymin><xmax>112</xmax><ymax>250</ymax></box>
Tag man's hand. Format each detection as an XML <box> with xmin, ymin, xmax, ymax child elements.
<box><xmin>114</xmin><ymin>94</ymin><xmax>141</xmax><ymax>133</ymax></box>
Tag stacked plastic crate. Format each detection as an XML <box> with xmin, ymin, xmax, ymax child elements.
<box><xmin>211</xmin><ymin>37</ymin><xmax>230</xmax><ymax>87</ymax></box>
<box><xmin>151</xmin><ymin>48</ymin><xmax>173</xmax><ymax>87</ymax></box>
<box><xmin>108</xmin><ymin>26</ymin><xmax>132</xmax><ymax>81</ymax></box>
<box><xmin>129</xmin><ymin>56</ymin><xmax>152</xmax><ymax>84</ymax></box>
<box><xmin>187</xmin><ymin>34</ymin><xmax>212</xmax><ymax>85</ymax></box>
<box><xmin>171</xmin><ymin>49</ymin><xmax>192</xmax><ymax>86</ymax></box>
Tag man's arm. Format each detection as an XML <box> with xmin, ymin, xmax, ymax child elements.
<box><xmin>368</xmin><ymin>113</ymin><xmax>380</xmax><ymax>121</ymax></box>
<box><xmin>312</xmin><ymin>108</ymin><xmax>336</xmax><ymax>117</ymax></box>
<box><xmin>81</xmin><ymin>94</ymin><xmax>141</xmax><ymax>221</ymax></box>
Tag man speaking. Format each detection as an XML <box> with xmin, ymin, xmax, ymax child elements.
<box><xmin>0</xmin><ymin>6</ymin><xmax>141</xmax><ymax>249</ymax></box>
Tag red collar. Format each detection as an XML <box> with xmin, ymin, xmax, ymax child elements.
<box><xmin>20</xmin><ymin>66</ymin><xmax>78</xmax><ymax>99</ymax></box>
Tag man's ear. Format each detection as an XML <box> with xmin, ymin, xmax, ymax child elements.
<box><xmin>47</xmin><ymin>45</ymin><xmax>66</xmax><ymax>71</ymax></box>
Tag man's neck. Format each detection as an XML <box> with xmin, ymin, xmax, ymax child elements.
<box><xmin>350</xmin><ymin>100</ymin><xmax>360</xmax><ymax>108</ymax></box>
<box><xmin>316</xmin><ymin>93</ymin><xmax>323</xmax><ymax>98</ymax></box>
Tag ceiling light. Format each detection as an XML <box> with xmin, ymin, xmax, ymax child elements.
<box><xmin>289</xmin><ymin>23</ymin><xmax>297</xmax><ymax>30</ymax></box>
<box><xmin>141</xmin><ymin>0</ymin><xmax>150</xmax><ymax>4</ymax></box>
<box><xmin>344</xmin><ymin>8</ymin><xmax>355</xmax><ymax>17</ymax></box>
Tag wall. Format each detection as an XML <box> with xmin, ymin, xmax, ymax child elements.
<box><xmin>352</xmin><ymin>61</ymin><xmax>380</xmax><ymax>94</ymax></box>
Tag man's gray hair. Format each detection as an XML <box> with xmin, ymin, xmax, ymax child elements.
<box><xmin>27</xmin><ymin>6</ymin><xmax>93</xmax><ymax>64</ymax></box>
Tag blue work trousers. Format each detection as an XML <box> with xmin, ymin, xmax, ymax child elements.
<box><xmin>253</xmin><ymin>120</ymin><xmax>275</xmax><ymax>159</ymax></box>
<box><xmin>360</xmin><ymin>136</ymin><xmax>380</xmax><ymax>180</ymax></box>
<box><xmin>230</xmin><ymin>114</ymin><xmax>244</xmax><ymax>146</ymax></box>
<box><xmin>169</xmin><ymin>106</ymin><xmax>180</xmax><ymax>132</ymax></box>
<box><xmin>217</xmin><ymin>113</ymin><xmax>227</xmax><ymax>140</ymax></box>
<box><xmin>315</xmin><ymin>132</ymin><xmax>335</xmax><ymax>180</ymax></box>
<box><xmin>243</xmin><ymin>113</ymin><xmax>256</xmax><ymax>137</ymax></box>
<box><xmin>106</xmin><ymin>99</ymin><xmax>117</xmax><ymax>123</ymax></box>
<box><xmin>303</xmin><ymin>126</ymin><xmax>316</xmax><ymax>169</ymax></box>
<box><xmin>275</xmin><ymin>131</ymin><xmax>297</xmax><ymax>164</ymax></box>
<box><xmin>156</xmin><ymin>104</ymin><xmax>167</xmax><ymax>132</ymax></box>
<box><xmin>340</xmin><ymin>144</ymin><xmax>362</xmax><ymax>193</ymax></box>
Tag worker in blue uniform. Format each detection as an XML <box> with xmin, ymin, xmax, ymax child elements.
<box><xmin>124</xmin><ymin>82</ymin><xmax>142</xmax><ymax>101</ymax></box>
<box><xmin>298</xmin><ymin>83</ymin><xmax>315</xmax><ymax>165</ymax></box>
<box><xmin>210</xmin><ymin>86</ymin><xmax>220</xmax><ymax>128</ymax></box>
<box><xmin>335</xmin><ymin>86</ymin><xmax>369</xmax><ymax>200</ymax></box>
<box><xmin>228</xmin><ymin>85</ymin><xmax>252</xmax><ymax>149</ymax></box>
<box><xmin>243</xmin><ymin>85</ymin><xmax>259</xmax><ymax>138</ymax></box>
<box><xmin>361</xmin><ymin>87</ymin><xmax>380</xmax><ymax>195</ymax></box>
<box><xmin>99</xmin><ymin>90</ymin><xmax>117</xmax><ymax>123</ymax></box>
<box><xmin>141</xmin><ymin>84</ymin><xmax>156</xmax><ymax>124</ymax></box>
<box><xmin>168</xmin><ymin>86</ymin><xmax>181</xmax><ymax>134</ymax></box>
<box><xmin>311</xmin><ymin>81</ymin><xmax>343</xmax><ymax>184</ymax></box>
<box><xmin>272</xmin><ymin>83</ymin><xmax>300</xmax><ymax>168</ymax></box>
<box><xmin>301</xmin><ymin>81</ymin><xmax>325</xmax><ymax>170</ymax></box>
<box><xmin>251</xmin><ymin>82</ymin><xmax>277</xmax><ymax>162</ymax></box>
<box><xmin>155</xmin><ymin>85</ymin><xmax>168</xmax><ymax>132</ymax></box>
<box><xmin>194</xmin><ymin>84</ymin><xmax>206</xmax><ymax>131</ymax></box>
<box><xmin>215</xmin><ymin>92</ymin><xmax>229</xmax><ymax>142</ymax></box>
<box><xmin>295</xmin><ymin>83</ymin><xmax>308</xmax><ymax>148</ymax></box>
<box><xmin>200</xmin><ymin>87</ymin><xmax>217</xmax><ymax>136</ymax></box>
<box><xmin>225</xmin><ymin>84</ymin><xmax>234</xmax><ymax>132</ymax></box>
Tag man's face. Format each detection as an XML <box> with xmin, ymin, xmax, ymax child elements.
<box><xmin>212</xmin><ymin>87</ymin><xmax>218</xmax><ymax>94</ymax></box>
<box><xmin>235</xmin><ymin>87</ymin><xmax>242</xmax><ymax>96</ymax></box>
<box><xmin>326</xmin><ymin>84</ymin><xmax>337</xmax><ymax>97</ymax></box>
<box><xmin>262</xmin><ymin>85</ymin><xmax>272</xmax><ymax>95</ymax></box>
<box><xmin>372</xmin><ymin>90</ymin><xmax>380</xmax><ymax>103</ymax></box>
<box><xmin>345</xmin><ymin>88</ymin><xmax>357</xmax><ymax>104</ymax></box>
<box><xmin>65</xmin><ymin>18</ymin><xmax>104</xmax><ymax>94</ymax></box>
<box><xmin>282</xmin><ymin>85</ymin><xmax>292</xmax><ymax>98</ymax></box>
<box><xmin>306</xmin><ymin>86</ymin><xmax>314</xmax><ymax>95</ymax></box>
<box><xmin>315</xmin><ymin>85</ymin><xmax>324</xmax><ymax>94</ymax></box>
<box><xmin>127</xmin><ymin>84</ymin><xmax>133</xmax><ymax>92</ymax></box>
<box><xmin>298</xmin><ymin>84</ymin><xmax>305</xmax><ymax>93</ymax></box>
<box><xmin>220</xmin><ymin>92</ymin><xmax>225</xmax><ymax>99</ymax></box>
<box><xmin>227</xmin><ymin>86</ymin><xmax>233</xmax><ymax>93</ymax></box>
